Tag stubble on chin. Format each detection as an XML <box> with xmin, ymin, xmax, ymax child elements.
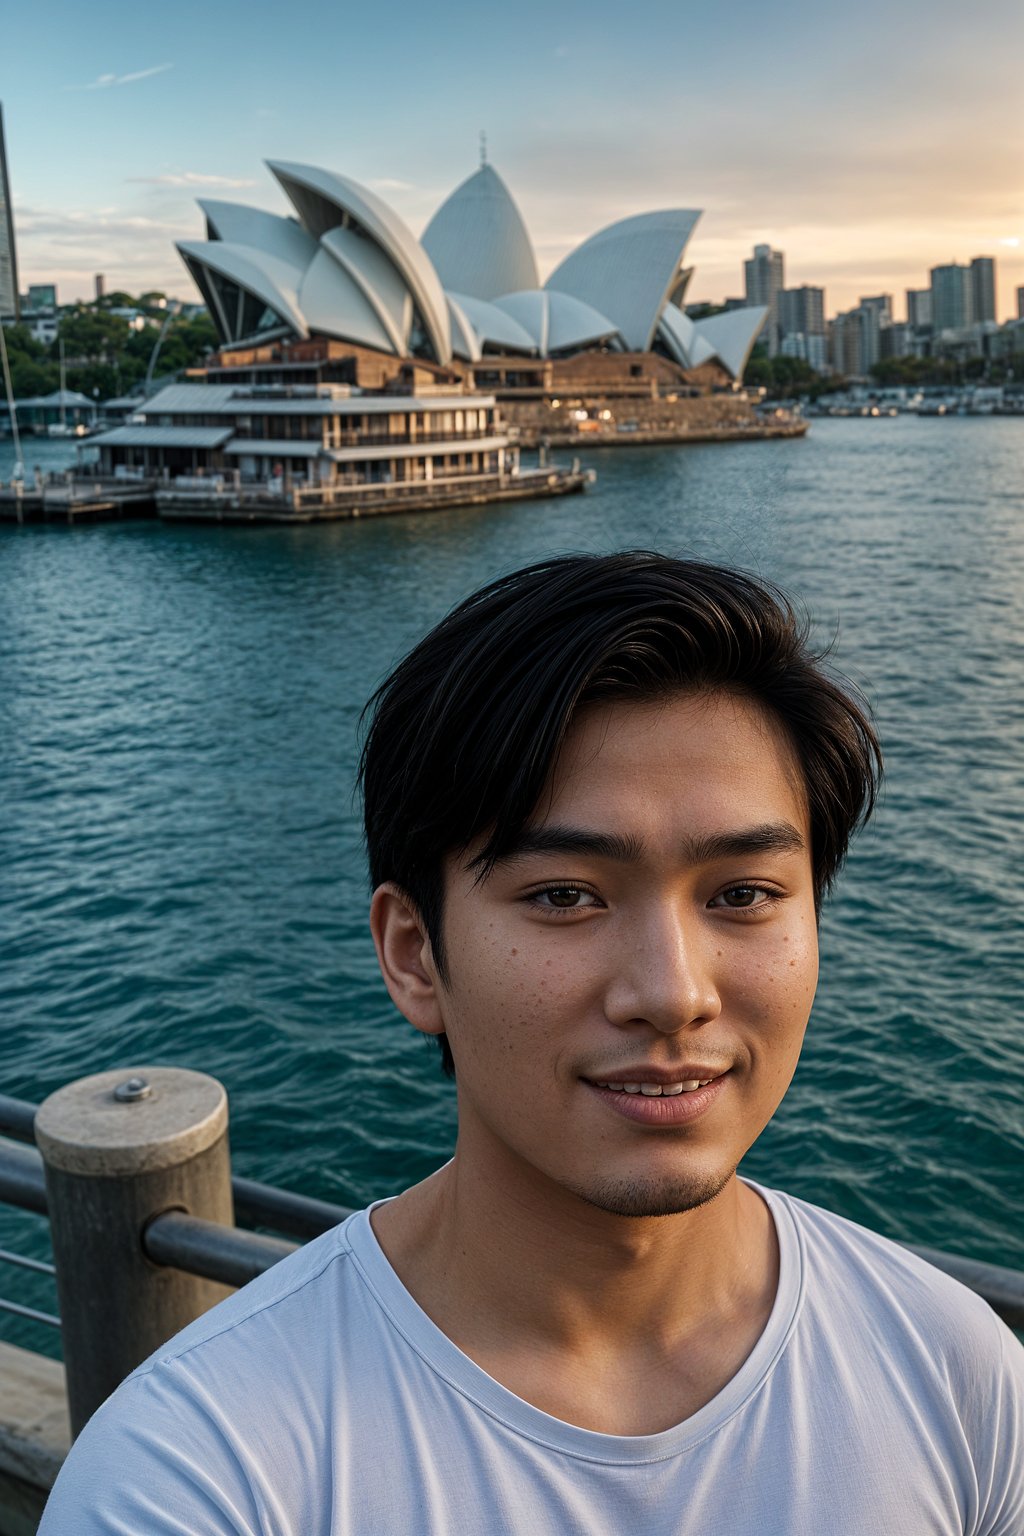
<box><xmin>571</xmin><ymin>1165</ymin><xmax>737</xmax><ymax>1220</ymax></box>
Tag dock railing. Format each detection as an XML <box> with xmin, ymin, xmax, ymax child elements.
<box><xmin>1</xmin><ymin>1067</ymin><xmax>1022</xmax><ymax>1453</ymax></box>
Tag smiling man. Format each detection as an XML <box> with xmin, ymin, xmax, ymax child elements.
<box><xmin>42</xmin><ymin>553</ymin><xmax>1023</xmax><ymax>1534</ymax></box>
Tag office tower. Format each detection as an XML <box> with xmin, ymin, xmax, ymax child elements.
<box><xmin>829</xmin><ymin>309</ymin><xmax>865</xmax><ymax>378</ymax></box>
<box><xmin>847</xmin><ymin>296</ymin><xmax>891</xmax><ymax>372</ymax></box>
<box><xmin>0</xmin><ymin>103</ymin><xmax>19</xmax><ymax>319</ymax></box>
<box><xmin>1017</xmin><ymin>286</ymin><xmax>1024</xmax><ymax>321</ymax></box>
<box><xmin>906</xmin><ymin>288</ymin><xmax>932</xmax><ymax>328</ymax></box>
<box><xmin>778</xmin><ymin>285</ymin><xmax>825</xmax><ymax>339</ymax></box>
<box><xmin>880</xmin><ymin>322</ymin><xmax>913</xmax><ymax>359</ymax></box>
<box><xmin>859</xmin><ymin>294</ymin><xmax>893</xmax><ymax>322</ymax></box>
<box><xmin>743</xmin><ymin>244</ymin><xmax>784</xmax><ymax>354</ymax></box>
<box><xmin>95</xmin><ymin>273</ymin><xmax>106</xmax><ymax>301</ymax></box>
<box><xmin>780</xmin><ymin>331</ymin><xmax>828</xmax><ymax>371</ymax></box>
<box><xmin>969</xmin><ymin>257</ymin><xmax>995</xmax><ymax>324</ymax></box>
<box><xmin>930</xmin><ymin>263</ymin><xmax>973</xmax><ymax>332</ymax></box>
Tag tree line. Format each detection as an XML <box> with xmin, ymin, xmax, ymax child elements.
<box><xmin>744</xmin><ymin>347</ymin><xmax>1023</xmax><ymax>399</ymax></box>
<box><xmin>2</xmin><ymin>292</ymin><xmax>219</xmax><ymax>400</ymax></box>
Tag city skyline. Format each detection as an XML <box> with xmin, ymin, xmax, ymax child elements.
<box><xmin>2</xmin><ymin>0</ymin><xmax>1022</xmax><ymax>317</ymax></box>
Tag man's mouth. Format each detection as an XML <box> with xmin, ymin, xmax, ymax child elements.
<box><xmin>591</xmin><ymin>1078</ymin><xmax>717</xmax><ymax>1096</ymax></box>
<box><xmin>580</xmin><ymin>1068</ymin><xmax>731</xmax><ymax>1124</ymax></box>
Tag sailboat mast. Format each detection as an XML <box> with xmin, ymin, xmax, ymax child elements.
<box><xmin>0</xmin><ymin>319</ymin><xmax>23</xmax><ymax>478</ymax></box>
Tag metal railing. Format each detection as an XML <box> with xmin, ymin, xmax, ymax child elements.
<box><xmin>1</xmin><ymin>1077</ymin><xmax>1022</xmax><ymax>1441</ymax></box>
<box><xmin>0</xmin><ymin>1243</ymin><xmax>60</xmax><ymax>1330</ymax></box>
<box><xmin>0</xmin><ymin>1092</ymin><xmax>352</xmax><ymax>1244</ymax></box>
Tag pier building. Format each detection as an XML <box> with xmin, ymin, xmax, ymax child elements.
<box><xmin>84</xmin><ymin>379</ymin><xmax>592</xmax><ymax>522</ymax></box>
<box><xmin>92</xmin><ymin>382</ymin><xmax>511</xmax><ymax>486</ymax></box>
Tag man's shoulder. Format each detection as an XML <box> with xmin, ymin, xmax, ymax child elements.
<box><xmin>39</xmin><ymin>1212</ymin><xmax>383</xmax><ymax>1534</ymax></box>
<box><xmin>131</xmin><ymin>1208</ymin><xmax>368</xmax><ymax>1385</ymax></box>
<box><xmin>764</xmin><ymin>1181</ymin><xmax>1016</xmax><ymax>1369</ymax></box>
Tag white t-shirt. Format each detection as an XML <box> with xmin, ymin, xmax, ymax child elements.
<box><xmin>40</xmin><ymin>1182</ymin><xmax>1024</xmax><ymax>1535</ymax></box>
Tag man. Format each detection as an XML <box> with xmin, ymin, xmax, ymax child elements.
<box><xmin>43</xmin><ymin>552</ymin><xmax>1023</xmax><ymax>1533</ymax></box>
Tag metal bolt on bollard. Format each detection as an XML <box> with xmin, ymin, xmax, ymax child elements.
<box><xmin>35</xmin><ymin>1066</ymin><xmax>235</xmax><ymax>1438</ymax></box>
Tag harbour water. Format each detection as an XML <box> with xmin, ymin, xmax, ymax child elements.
<box><xmin>1</xmin><ymin>417</ymin><xmax>1021</xmax><ymax>1352</ymax></box>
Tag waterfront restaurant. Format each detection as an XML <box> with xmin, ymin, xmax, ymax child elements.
<box><xmin>90</xmin><ymin>382</ymin><xmax>515</xmax><ymax>490</ymax></box>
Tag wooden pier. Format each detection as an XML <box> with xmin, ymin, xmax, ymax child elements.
<box><xmin>155</xmin><ymin>465</ymin><xmax>594</xmax><ymax>525</ymax></box>
<box><xmin>0</xmin><ymin>477</ymin><xmax>156</xmax><ymax>525</ymax></box>
<box><xmin>0</xmin><ymin>465</ymin><xmax>591</xmax><ymax>529</ymax></box>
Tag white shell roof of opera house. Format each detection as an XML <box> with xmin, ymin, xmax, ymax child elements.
<box><xmin>177</xmin><ymin>160</ymin><xmax>768</xmax><ymax>380</ymax></box>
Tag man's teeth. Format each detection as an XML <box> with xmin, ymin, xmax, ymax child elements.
<box><xmin>595</xmin><ymin>1079</ymin><xmax>714</xmax><ymax>1095</ymax></box>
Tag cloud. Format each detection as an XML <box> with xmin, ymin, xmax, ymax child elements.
<box><xmin>368</xmin><ymin>178</ymin><xmax>415</xmax><ymax>194</ymax></box>
<box><xmin>77</xmin><ymin>63</ymin><xmax>173</xmax><ymax>90</ymax></box>
<box><xmin>126</xmin><ymin>172</ymin><xmax>257</xmax><ymax>190</ymax></box>
<box><xmin>13</xmin><ymin>203</ymin><xmax>194</xmax><ymax>287</ymax></box>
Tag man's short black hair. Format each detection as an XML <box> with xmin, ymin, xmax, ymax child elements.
<box><xmin>359</xmin><ymin>551</ymin><xmax>882</xmax><ymax>1076</ymax></box>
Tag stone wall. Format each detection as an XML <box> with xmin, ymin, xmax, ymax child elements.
<box><xmin>499</xmin><ymin>392</ymin><xmax>806</xmax><ymax>448</ymax></box>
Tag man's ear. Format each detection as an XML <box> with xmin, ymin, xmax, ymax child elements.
<box><xmin>369</xmin><ymin>884</ymin><xmax>446</xmax><ymax>1038</ymax></box>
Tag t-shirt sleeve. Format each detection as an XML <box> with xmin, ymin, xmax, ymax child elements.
<box><xmin>973</xmin><ymin>1311</ymin><xmax>1024</xmax><ymax>1536</ymax></box>
<box><xmin>38</xmin><ymin>1367</ymin><xmax>264</xmax><ymax>1536</ymax></box>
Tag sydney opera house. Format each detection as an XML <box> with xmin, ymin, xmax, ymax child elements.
<box><xmin>178</xmin><ymin>160</ymin><xmax>768</xmax><ymax>394</ymax></box>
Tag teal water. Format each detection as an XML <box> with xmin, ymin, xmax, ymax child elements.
<box><xmin>1</xmin><ymin>418</ymin><xmax>1022</xmax><ymax>1350</ymax></box>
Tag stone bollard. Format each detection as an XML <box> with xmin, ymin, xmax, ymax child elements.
<box><xmin>34</xmin><ymin>1066</ymin><xmax>234</xmax><ymax>1438</ymax></box>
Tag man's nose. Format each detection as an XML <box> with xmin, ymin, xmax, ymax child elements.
<box><xmin>603</xmin><ymin>901</ymin><xmax>722</xmax><ymax>1034</ymax></box>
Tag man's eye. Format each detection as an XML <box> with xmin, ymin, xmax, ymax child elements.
<box><xmin>710</xmin><ymin>885</ymin><xmax>771</xmax><ymax>909</ymax></box>
<box><xmin>532</xmin><ymin>886</ymin><xmax>598</xmax><ymax>910</ymax></box>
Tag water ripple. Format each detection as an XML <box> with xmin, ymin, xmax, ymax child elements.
<box><xmin>1</xmin><ymin>419</ymin><xmax>1021</xmax><ymax>1350</ymax></box>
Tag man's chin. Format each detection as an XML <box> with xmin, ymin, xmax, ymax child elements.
<box><xmin>573</xmin><ymin>1167</ymin><xmax>736</xmax><ymax>1219</ymax></box>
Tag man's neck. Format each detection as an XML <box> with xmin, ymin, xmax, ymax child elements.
<box><xmin>370</xmin><ymin>1143</ymin><xmax>779</xmax><ymax>1435</ymax></box>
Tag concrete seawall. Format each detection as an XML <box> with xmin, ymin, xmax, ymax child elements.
<box><xmin>501</xmin><ymin>395</ymin><xmax>807</xmax><ymax>448</ymax></box>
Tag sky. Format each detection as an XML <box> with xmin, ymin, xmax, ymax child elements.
<box><xmin>3</xmin><ymin>0</ymin><xmax>1022</xmax><ymax>321</ymax></box>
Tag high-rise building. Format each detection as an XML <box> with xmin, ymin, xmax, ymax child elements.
<box><xmin>27</xmin><ymin>283</ymin><xmax>57</xmax><ymax>309</ymax></box>
<box><xmin>829</xmin><ymin>302</ymin><xmax>893</xmax><ymax>376</ymax></box>
<box><xmin>780</xmin><ymin>331</ymin><xmax>828</xmax><ymax>372</ymax></box>
<box><xmin>778</xmin><ymin>285</ymin><xmax>825</xmax><ymax>340</ymax></box>
<box><xmin>0</xmin><ymin>103</ymin><xmax>19</xmax><ymax>320</ymax></box>
<box><xmin>829</xmin><ymin>308</ymin><xmax>869</xmax><ymax>378</ymax></box>
<box><xmin>95</xmin><ymin>273</ymin><xmax>106</xmax><ymax>301</ymax></box>
<box><xmin>1017</xmin><ymin>286</ymin><xmax>1024</xmax><ymax>321</ymax></box>
<box><xmin>858</xmin><ymin>304</ymin><xmax>886</xmax><ymax>371</ymax></box>
<box><xmin>880</xmin><ymin>322</ymin><xmax>914</xmax><ymax>360</ymax></box>
<box><xmin>969</xmin><ymin>257</ymin><xmax>996</xmax><ymax>324</ymax></box>
<box><xmin>906</xmin><ymin>288</ymin><xmax>932</xmax><ymax>329</ymax></box>
<box><xmin>859</xmin><ymin>294</ymin><xmax>893</xmax><ymax>323</ymax></box>
<box><xmin>930</xmin><ymin>263</ymin><xmax>973</xmax><ymax>333</ymax></box>
<box><xmin>743</xmin><ymin>244</ymin><xmax>784</xmax><ymax>354</ymax></box>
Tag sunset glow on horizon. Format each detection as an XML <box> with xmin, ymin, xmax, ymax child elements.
<box><xmin>4</xmin><ymin>0</ymin><xmax>1022</xmax><ymax>320</ymax></box>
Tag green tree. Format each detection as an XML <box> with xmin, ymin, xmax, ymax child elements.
<box><xmin>57</xmin><ymin>308</ymin><xmax>131</xmax><ymax>365</ymax></box>
<box><xmin>97</xmin><ymin>290</ymin><xmax>135</xmax><ymax>310</ymax></box>
<box><xmin>9</xmin><ymin>356</ymin><xmax>59</xmax><ymax>396</ymax></box>
<box><xmin>2</xmin><ymin>323</ymin><xmax>45</xmax><ymax>362</ymax></box>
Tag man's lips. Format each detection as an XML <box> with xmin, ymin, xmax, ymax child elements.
<box><xmin>582</xmin><ymin>1070</ymin><xmax>730</xmax><ymax>1125</ymax></box>
<box><xmin>582</xmin><ymin>1066</ymin><xmax>731</xmax><ymax>1089</ymax></box>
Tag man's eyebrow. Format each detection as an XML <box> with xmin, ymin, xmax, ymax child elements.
<box><xmin>484</xmin><ymin>826</ymin><xmax>646</xmax><ymax>868</ymax></box>
<box><xmin>681</xmin><ymin>822</ymin><xmax>807</xmax><ymax>863</ymax></box>
<box><xmin>484</xmin><ymin>820</ymin><xmax>805</xmax><ymax>869</ymax></box>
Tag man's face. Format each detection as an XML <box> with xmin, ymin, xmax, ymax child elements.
<box><xmin>435</xmin><ymin>689</ymin><xmax>819</xmax><ymax>1218</ymax></box>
